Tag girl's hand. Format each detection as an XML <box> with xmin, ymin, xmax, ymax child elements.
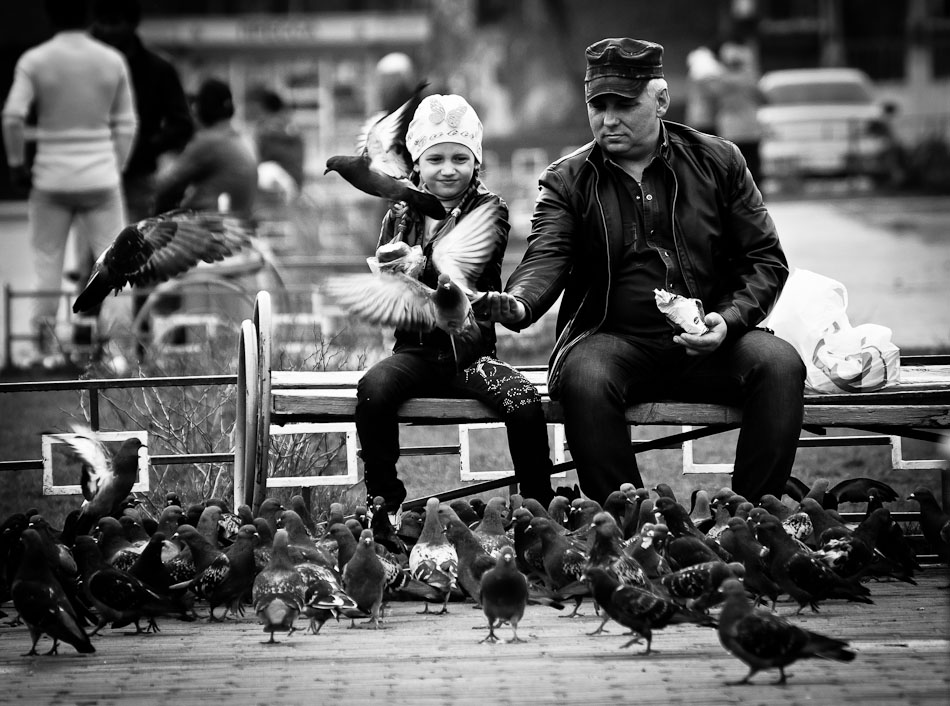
<box><xmin>388</xmin><ymin>200</ymin><xmax>409</xmax><ymax>220</ymax></box>
<box><xmin>673</xmin><ymin>312</ymin><xmax>727</xmax><ymax>355</ymax></box>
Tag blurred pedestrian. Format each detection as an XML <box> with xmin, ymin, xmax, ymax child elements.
<box><xmin>247</xmin><ymin>86</ymin><xmax>305</xmax><ymax>208</ymax></box>
<box><xmin>374</xmin><ymin>52</ymin><xmax>418</xmax><ymax>113</ymax></box>
<box><xmin>91</xmin><ymin>0</ymin><xmax>193</xmax><ymax>222</ymax></box>
<box><xmin>154</xmin><ymin>77</ymin><xmax>258</xmax><ymax>216</ymax></box>
<box><xmin>711</xmin><ymin>40</ymin><xmax>764</xmax><ymax>183</ymax></box>
<box><xmin>684</xmin><ymin>45</ymin><xmax>722</xmax><ymax>134</ymax></box>
<box><xmin>2</xmin><ymin>0</ymin><xmax>137</xmax><ymax>370</ymax></box>
<box><xmin>90</xmin><ymin>0</ymin><xmax>194</xmax><ymax>357</ymax></box>
<box><xmin>151</xmin><ymin>77</ymin><xmax>259</xmax><ymax>331</ymax></box>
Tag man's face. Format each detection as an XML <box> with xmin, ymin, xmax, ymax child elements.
<box><xmin>587</xmin><ymin>89</ymin><xmax>668</xmax><ymax>159</ymax></box>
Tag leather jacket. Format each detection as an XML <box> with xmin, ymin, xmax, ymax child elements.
<box><xmin>505</xmin><ymin>121</ymin><xmax>789</xmax><ymax>397</ymax></box>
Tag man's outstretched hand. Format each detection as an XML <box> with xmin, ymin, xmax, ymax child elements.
<box><xmin>673</xmin><ymin>311</ymin><xmax>727</xmax><ymax>355</ymax></box>
<box><xmin>483</xmin><ymin>291</ymin><xmax>527</xmax><ymax>325</ymax></box>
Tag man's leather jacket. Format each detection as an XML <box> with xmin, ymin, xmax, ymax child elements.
<box><xmin>505</xmin><ymin>121</ymin><xmax>789</xmax><ymax>397</ymax></box>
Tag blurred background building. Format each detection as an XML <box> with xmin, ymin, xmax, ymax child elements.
<box><xmin>2</xmin><ymin>0</ymin><xmax>949</xmax><ymax>199</ymax></box>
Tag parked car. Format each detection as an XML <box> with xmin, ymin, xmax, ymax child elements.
<box><xmin>757</xmin><ymin>67</ymin><xmax>900</xmax><ymax>182</ymax></box>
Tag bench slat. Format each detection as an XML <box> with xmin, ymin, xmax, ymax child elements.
<box><xmin>271</xmin><ymin>391</ymin><xmax>950</xmax><ymax>429</ymax></box>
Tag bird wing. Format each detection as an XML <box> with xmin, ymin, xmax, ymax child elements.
<box><xmin>431</xmin><ymin>201</ymin><xmax>501</xmax><ymax>292</ymax></box>
<box><xmin>125</xmin><ymin>210</ymin><xmax>256</xmax><ymax>286</ymax></box>
<box><xmin>62</xmin><ymin>424</ymin><xmax>113</xmax><ymax>502</ymax></box>
<box><xmin>356</xmin><ymin>81</ymin><xmax>427</xmax><ymax>179</ymax></box>
<box><xmin>323</xmin><ymin>272</ymin><xmax>436</xmax><ymax>331</ymax></box>
<box><xmin>829</xmin><ymin>477</ymin><xmax>899</xmax><ymax>503</ymax></box>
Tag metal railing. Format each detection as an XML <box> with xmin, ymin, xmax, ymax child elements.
<box><xmin>0</xmin><ymin>373</ymin><xmax>237</xmax><ymax>473</ymax></box>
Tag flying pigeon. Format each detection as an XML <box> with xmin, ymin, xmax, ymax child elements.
<box><xmin>57</xmin><ymin>424</ymin><xmax>144</xmax><ymax>537</ymax></box>
<box><xmin>72</xmin><ymin>209</ymin><xmax>259</xmax><ymax>314</ymax></box>
<box><xmin>323</xmin><ymin>80</ymin><xmax>445</xmax><ymax>219</ymax></box>
<box><xmin>322</xmin><ymin>200</ymin><xmax>501</xmax><ymax>361</ymax></box>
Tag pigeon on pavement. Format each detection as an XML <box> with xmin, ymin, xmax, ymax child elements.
<box><xmin>342</xmin><ymin>529</ymin><xmax>387</xmax><ymax>629</ymax></box>
<box><xmin>408</xmin><ymin>497</ymin><xmax>458</xmax><ymax>614</ymax></box>
<box><xmin>907</xmin><ymin>486</ymin><xmax>950</xmax><ymax>564</ymax></box>
<box><xmin>251</xmin><ymin>529</ymin><xmax>306</xmax><ymax>643</ymax></box>
<box><xmin>472</xmin><ymin>497</ymin><xmax>514</xmax><ymax>558</ymax></box>
<box><xmin>526</xmin><ymin>515</ymin><xmax>590</xmax><ymax>617</ymax></box>
<box><xmin>716</xmin><ymin>577</ymin><xmax>855</xmax><ymax>684</ymax></box>
<box><xmin>478</xmin><ymin>546</ymin><xmax>529</xmax><ymax>643</ymax></box>
<box><xmin>754</xmin><ymin>514</ymin><xmax>873</xmax><ymax>613</ymax></box>
<box><xmin>12</xmin><ymin>529</ymin><xmax>95</xmax><ymax>655</ymax></box>
<box><xmin>584</xmin><ymin>566</ymin><xmax>714</xmax><ymax>654</ymax></box>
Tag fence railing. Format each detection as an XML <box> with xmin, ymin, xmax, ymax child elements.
<box><xmin>0</xmin><ymin>373</ymin><xmax>237</xmax><ymax>471</ymax></box>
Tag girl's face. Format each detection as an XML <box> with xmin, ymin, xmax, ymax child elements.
<box><xmin>416</xmin><ymin>143</ymin><xmax>476</xmax><ymax>201</ymax></box>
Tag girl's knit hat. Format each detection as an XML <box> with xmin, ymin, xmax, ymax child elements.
<box><xmin>405</xmin><ymin>94</ymin><xmax>483</xmax><ymax>163</ymax></box>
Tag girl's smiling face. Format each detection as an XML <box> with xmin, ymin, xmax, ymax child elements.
<box><xmin>416</xmin><ymin>142</ymin><xmax>476</xmax><ymax>201</ymax></box>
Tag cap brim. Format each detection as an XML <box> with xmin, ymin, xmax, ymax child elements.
<box><xmin>585</xmin><ymin>78</ymin><xmax>646</xmax><ymax>102</ymax></box>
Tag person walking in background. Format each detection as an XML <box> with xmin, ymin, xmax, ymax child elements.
<box><xmin>2</xmin><ymin>0</ymin><xmax>137</xmax><ymax>371</ymax></box>
<box><xmin>150</xmin><ymin>77</ymin><xmax>259</xmax><ymax>333</ymax></box>
<box><xmin>91</xmin><ymin>0</ymin><xmax>193</xmax><ymax>222</ymax></box>
<box><xmin>153</xmin><ymin>77</ymin><xmax>257</xmax><ymax>217</ymax></box>
<box><xmin>248</xmin><ymin>86</ymin><xmax>305</xmax><ymax>194</ymax></box>
<box><xmin>486</xmin><ymin>38</ymin><xmax>804</xmax><ymax>507</ymax></box>
<box><xmin>89</xmin><ymin>0</ymin><xmax>194</xmax><ymax>357</ymax></box>
<box><xmin>354</xmin><ymin>93</ymin><xmax>556</xmax><ymax>517</ymax></box>
<box><xmin>711</xmin><ymin>40</ymin><xmax>764</xmax><ymax>183</ymax></box>
<box><xmin>684</xmin><ymin>44</ymin><xmax>722</xmax><ymax>134</ymax></box>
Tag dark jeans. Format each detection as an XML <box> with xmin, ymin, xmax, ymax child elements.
<box><xmin>355</xmin><ymin>348</ymin><xmax>555</xmax><ymax>507</ymax></box>
<box><xmin>558</xmin><ymin>329</ymin><xmax>805</xmax><ymax>505</ymax></box>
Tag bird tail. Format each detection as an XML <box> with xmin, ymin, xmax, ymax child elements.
<box><xmin>808</xmin><ymin>633</ymin><xmax>857</xmax><ymax>663</ymax></box>
<box><xmin>72</xmin><ymin>271</ymin><xmax>114</xmax><ymax>314</ymax></box>
<box><xmin>394</xmin><ymin>575</ymin><xmax>444</xmax><ymax>602</ymax></box>
<box><xmin>526</xmin><ymin>593</ymin><xmax>566</xmax><ymax>611</ymax></box>
<box><xmin>673</xmin><ymin>604</ymin><xmax>719</xmax><ymax>628</ymax></box>
<box><xmin>833</xmin><ymin>579</ymin><xmax>875</xmax><ymax>604</ymax></box>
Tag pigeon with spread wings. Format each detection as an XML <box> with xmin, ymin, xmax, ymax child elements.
<box><xmin>323</xmin><ymin>201</ymin><xmax>500</xmax><ymax>361</ymax></box>
<box><xmin>72</xmin><ymin>209</ymin><xmax>257</xmax><ymax>314</ymax></box>
<box><xmin>324</xmin><ymin>81</ymin><xmax>444</xmax><ymax>219</ymax></box>
<box><xmin>58</xmin><ymin>423</ymin><xmax>145</xmax><ymax>538</ymax></box>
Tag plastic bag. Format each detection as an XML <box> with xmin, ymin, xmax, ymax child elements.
<box><xmin>763</xmin><ymin>268</ymin><xmax>900</xmax><ymax>394</ymax></box>
<box><xmin>366</xmin><ymin>242</ymin><xmax>425</xmax><ymax>278</ymax></box>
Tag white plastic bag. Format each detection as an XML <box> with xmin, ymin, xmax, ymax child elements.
<box><xmin>764</xmin><ymin>268</ymin><xmax>900</xmax><ymax>394</ymax></box>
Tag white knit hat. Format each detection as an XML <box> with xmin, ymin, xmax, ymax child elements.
<box><xmin>405</xmin><ymin>94</ymin><xmax>483</xmax><ymax>163</ymax></box>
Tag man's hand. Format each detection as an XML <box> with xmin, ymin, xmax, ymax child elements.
<box><xmin>673</xmin><ymin>311</ymin><xmax>727</xmax><ymax>355</ymax></box>
<box><xmin>8</xmin><ymin>164</ymin><xmax>30</xmax><ymax>197</ymax></box>
<box><xmin>484</xmin><ymin>291</ymin><xmax>527</xmax><ymax>325</ymax></box>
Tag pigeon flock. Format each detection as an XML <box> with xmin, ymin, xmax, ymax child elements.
<box><xmin>0</xmin><ymin>467</ymin><xmax>948</xmax><ymax>686</ymax></box>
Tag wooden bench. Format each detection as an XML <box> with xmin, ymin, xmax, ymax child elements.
<box><xmin>233</xmin><ymin>291</ymin><xmax>950</xmax><ymax>514</ymax></box>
